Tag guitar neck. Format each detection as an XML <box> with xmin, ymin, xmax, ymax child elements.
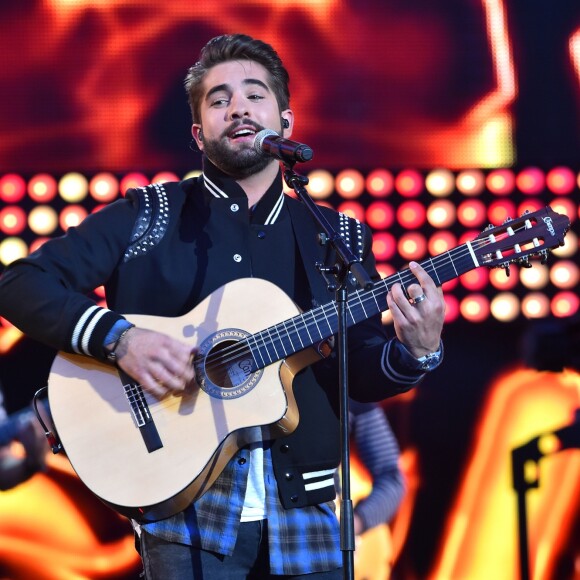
<box><xmin>249</xmin><ymin>241</ymin><xmax>478</xmax><ymax>369</ymax></box>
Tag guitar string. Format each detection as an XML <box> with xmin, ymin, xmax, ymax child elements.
<box><xmin>199</xmin><ymin>224</ymin><xmax>547</xmax><ymax>376</ymax></box>
<box><xmin>124</xmin><ymin>219</ymin><xmax>549</xmax><ymax>416</ymax></box>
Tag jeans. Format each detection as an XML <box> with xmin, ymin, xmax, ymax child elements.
<box><xmin>139</xmin><ymin>520</ymin><xmax>344</xmax><ymax>579</ymax></box>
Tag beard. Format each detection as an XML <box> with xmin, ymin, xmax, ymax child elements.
<box><xmin>201</xmin><ymin>134</ymin><xmax>273</xmax><ymax>179</ymax></box>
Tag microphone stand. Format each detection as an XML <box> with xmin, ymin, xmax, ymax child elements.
<box><xmin>283</xmin><ymin>163</ymin><xmax>373</xmax><ymax>580</ymax></box>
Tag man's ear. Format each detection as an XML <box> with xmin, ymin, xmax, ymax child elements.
<box><xmin>280</xmin><ymin>110</ymin><xmax>294</xmax><ymax>137</ymax></box>
<box><xmin>191</xmin><ymin>125</ymin><xmax>204</xmax><ymax>151</ymax></box>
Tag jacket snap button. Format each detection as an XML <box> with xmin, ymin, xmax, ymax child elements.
<box><xmin>233</xmin><ymin>254</ymin><xmax>242</xmax><ymax>262</ymax></box>
<box><xmin>237</xmin><ymin>457</ymin><xmax>247</xmax><ymax>465</ymax></box>
<box><xmin>280</xmin><ymin>444</ymin><xmax>289</xmax><ymax>453</ymax></box>
<box><xmin>285</xmin><ymin>472</ymin><xmax>293</xmax><ymax>481</ymax></box>
<box><xmin>257</xmin><ymin>231</ymin><xmax>266</xmax><ymax>239</ymax></box>
<box><xmin>230</xmin><ymin>203</ymin><xmax>239</xmax><ymax>212</ymax></box>
<box><xmin>290</xmin><ymin>494</ymin><xmax>298</xmax><ymax>503</ymax></box>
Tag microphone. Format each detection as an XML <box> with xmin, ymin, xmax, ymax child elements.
<box><xmin>254</xmin><ymin>129</ymin><xmax>314</xmax><ymax>163</ymax></box>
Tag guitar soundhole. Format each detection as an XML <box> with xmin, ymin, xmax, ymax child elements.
<box><xmin>197</xmin><ymin>329</ymin><xmax>262</xmax><ymax>400</ymax></box>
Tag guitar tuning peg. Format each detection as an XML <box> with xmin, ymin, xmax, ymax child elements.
<box><xmin>503</xmin><ymin>216</ymin><xmax>513</xmax><ymax>224</ymax></box>
<box><xmin>520</xmin><ymin>258</ymin><xmax>533</xmax><ymax>268</ymax></box>
<box><xmin>484</xmin><ymin>223</ymin><xmax>494</xmax><ymax>231</ymax></box>
<box><xmin>540</xmin><ymin>250</ymin><xmax>550</xmax><ymax>265</ymax></box>
<box><xmin>503</xmin><ymin>263</ymin><xmax>511</xmax><ymax>277</ymax></box>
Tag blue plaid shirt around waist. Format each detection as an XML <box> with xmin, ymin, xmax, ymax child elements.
<box><xmin>140</xmin><ymin>439</ymin><xmax>342</xmax><ymax>575</ymax></box>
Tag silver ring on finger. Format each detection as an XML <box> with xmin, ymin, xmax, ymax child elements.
<box><xmin>412</xmin><ymin>293</ymin><xmax>427</xmax><ymax>305</ymax></box>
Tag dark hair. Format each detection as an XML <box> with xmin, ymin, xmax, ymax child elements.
<box><xmin>184</xmin><ymin>34</ymin><xmax>290</xmax><ymax>123</ymax></box>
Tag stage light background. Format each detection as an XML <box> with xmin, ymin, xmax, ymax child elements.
<box><xmin>0</xmin><ymin>1</ymin><xmax>579</xmax><ymax>579</ymax></box>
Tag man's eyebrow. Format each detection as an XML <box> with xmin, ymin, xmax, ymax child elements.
<box><xmin>205</xmin><ymin>78</ymin><xmax>271</xmax><ymax>100</ymax></box>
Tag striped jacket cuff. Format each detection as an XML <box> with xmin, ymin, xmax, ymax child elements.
<box><xmin>69</xmin><ymin>305</ymin><xmax>125</xmax><ymax>361</ymax></box>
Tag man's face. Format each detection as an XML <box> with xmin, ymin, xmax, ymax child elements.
<box><xmin>192</xmin><ymin>59</ymin><xmax>293</xmax><ymax>178</ymax></box>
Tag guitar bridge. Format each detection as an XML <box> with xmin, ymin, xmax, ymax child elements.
<box><xmin>121</xmin><ymin>375</ymin><xmax>163</xmax><ymax>453</ymax></box>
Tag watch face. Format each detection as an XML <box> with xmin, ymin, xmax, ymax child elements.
<box><xmin>419</xmin><ymin>353</ymin><xmax>440</xmax><ymax>371</ymax></box>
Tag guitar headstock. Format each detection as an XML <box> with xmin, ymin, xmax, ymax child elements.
<box><xmin>470</xmin><ymin>207</ymin><xmax>570</xmax><ymax>271</ymax></box>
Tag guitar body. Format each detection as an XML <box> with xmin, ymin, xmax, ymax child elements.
<box><xmin>48</xmin><ymin>278</ymin><xmax>317</xmax><ymax>521</ymax></box>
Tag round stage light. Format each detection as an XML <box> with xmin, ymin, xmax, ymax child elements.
<box><xmin>0</xmin><ymin>174</ymin><xmax>26</xmax><ymax>203</ymax></box>
<box><xmin>517</xmin><ymin>198</ymin><xmax>544</xmax><ymax>217</ymax></box>
<box><xmin>456</xmin><ymin>170</ymin><xmax>485</xmax><ymax>196</ymax></box>
<box><xmin>0</xmin><ymin>206</ymin><xmax>27</xmax><ymax>235</ymax></box>
<box><xmin>397</xmin><ymin>232</ymin><xmax>427</xmax><ymax>261</ymax></box>
<box><xmin>366</xmin><ymin>169</ymin><xmax>394</xmax><ymax>198</ymax></box>
<box><xmin>457</xmin><ymin>199</ymin><xmax>486</xmax><ymax>228</ymax></box>
<box><xmin>426</xmin><ymin>199</ymin><xmax>456</xmax><ymax>229</ymax></box>
<box><xmin>59</xmin><ymin>172</ymin><xmax>88</xmax><ymax>202</ymax></box>
<box><xmin>428</xmin><ymin>231</ymin><xmax>457</xmax><ymax>256</ymax></box>
<box><xmin>441</xmin><ymin>277</ymin><xmax>459</xmax><ymax>292</ymax></box>
<box><xmin>490</xmin><ymin>292</ymin><xmax>520</xmax><ymax>322</ymax></box>
<box><xmin>425</xmin><ymin>169</ymin><xmax>454</xmax><ymax>197</ymax></box>
<box><xmin>546</xmin><ymin>167</ymin><xmax>575</xmax><ymax>194</ymax></box>
<box><xmin>460</xmin><ymin>294</ymin><xmax>490</xmax><ymax>323</ymax></box>
<box><xmin>335</xmin><ymin>169</ymin><xmax>365</xmax><ymax>199</ymax></box>
<box><xmin>552</xmin><ymin>230</ymin><xmax>577</xmax><ymax>258</ymax></box>
<box><xmin>152</xmin><ymin>171</ymin><xmax>180</xmax><ymax>184</ymax></box>
<box><xmin>28</xmin><ymin>174</ymin><xmax>58</xmax><ymax>203</ymax></box>
<box><xmin>549</xmin><ymin>197</ymin><xmax>576</xmax><ymax>223</ymax></box>
<box><xmin>89</xmin><ymin>173</ymin><xmax>119</xmax><ymax>203</ymax></box>
<box><xmin>337</xmin><ymin>201</ymin><xmax>365</xmax><ymax>223</ymax></box>
<box><xmin>551</xmin><ymin>291</ymin><xmax>580</xmax><ymax>318</ymax></box>
<box><xmin>29</xmin><ymin>237</ymin><xmax>50</xmax><ymax>254</ymax></box>
<box><xmin>395</xmin><ymin>169</ymin><xmax>424</xmax><ymax>197</ymax></box>
<box><xmin>372</xmin><ymin>232</ymin><xmax>396</xmax><ymax>261</ymax></box>
<box><xmin>366</xmin><ymin>202</ymin><xmax>394</xmax><ymax>230</ymax></box>
<box><xmin>521</xmin><ymin>293</ymin><xmax>551</xmax><ymax>319</ymax></box>
<box><xmin>516</xmin><ymin>167</ymin><xmax>545</xmax><ymax>195</ymax></box>
<box><xmin>375</xmin><ymin>263</ymin><xmax>395</xmax><ymax>280</ymax></box>
<box><xmin>489</xmin><ymin>265</ymin><xmax>519</xmax><ymax>290</ymax></box>
<box><xmin>397</xmin><ymin>201</ymin><xmax>426</xmax><ymax>229</ymax></box>
<box><xmin>120</xmin><ymin>172</ymin><xmax>149</xmax><ymax>194</ymax></box>
<box><xmin>487</xmin><ymin>199</ymin><xmax>517</xmax><ymax>225</ymax></box>
<box><xmin>550</xmin><ymin>260</ymin><xmax>579</xmax><ymax>289</ymax></box>
<box><xmin>0</xmin><ymin>237</ymin><xmax>28</xmax><ymax>266</ymax></box>
<box><xmin>59</xmin><ymin>205</ymin><xmax>88</xmax><ymax>230</ymax></box>
<box><xmin>443</xmin><ymin>294</ymin><xmax>460</xmax><ymax>322</ymax></box>
<box><xmin>486</xmin><ymin>169</ymin><xmax>515</xmax><ymax>196</ymax></box>
<box><xmin>519</xmin><ymin>263</ymin><xmax>549</xmax><ymax>289</ymax></box>
<box><xmin>305</xmin><ymin>170</ymin><xmax>334</xmax><ymax>200</ymax></box>
<box><xmin>28</xmin><ymin>206</ymin><xmax>59</xmax><ymax>236</ymax></box>
<box><xmin>460</xmin><ymin>268</ymin><xmax>489</xmax><ymax>291</ymax></box>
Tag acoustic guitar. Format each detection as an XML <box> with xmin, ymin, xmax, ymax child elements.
<box><xmin>47</xmin><ymin>207</ymin><xmax>569</xmax><ymax>521</ymax></box>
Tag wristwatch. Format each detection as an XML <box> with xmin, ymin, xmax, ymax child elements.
<box><xmin>415</xmin><ymin>348</ymin><xmax>442</xmax><ymax>372</ymax></box>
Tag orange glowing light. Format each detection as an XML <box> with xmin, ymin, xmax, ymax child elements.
<box><xmin>335</xmin><ymin>169</ymin><xmax>365</xmax><ymax>199</ymax></box>
<box><xmin>395</xmin><ymin>170</ymin><xmax>423</xmax><ymax>197</ymax></box>
<box><xmin>443</xmin><ymin>293</ymin><xmax>459</xmax><ymax>322</ymax></box>
<box><xmin>428</xmin><ymin>231</ymin><xmax>457</xmax><ymax>256</ymax></box>
<box><xmin>549</xmin><ymin>261</ymin><xmax>579</xmax><ymax>289</ymax></box>
<box><xmin>519</xmin><ymin>263</ymin><xmax>549</xmax><ymax>290</ymax></box>
<box><xmin>396</xmin><ymin>201</ymin><xmax>426</xmax><ymax>229</ymax></box>
<box><xmin>457</xmin><ymin>199</ymin><xmax>487</xmax><ymax>228</ymax></box>
<box><xmin>120</xmin><ymin>172</ymin><xmax>149</xmax><ymax>195</ymax></box>
<box><xmin>397</xmin><ymin>232</ymin><xmax>427</xmax><ymax>261</ymax></box>
<box><xmin>426</xmin><ymin>200</ymin><xmax>456</xmax><ymax>229</ymax></box>
<box><xmin>59</xmin><ymin>172</ymin><xmax>89</xmax><ymax>202</ymax></box>
<box><xmin>59</xmin><ymin>205</ymin><xmax>88</xmax><ymax>230</ymax></box>
<box><xmin>337</xmin><ymin>201</ymin><xmax>365</xmax><ymax>222</ymax></box>
<box><xmin>460</xmin><ymin>268</ymin><xmax>489</xmax><ymax>291</ymax></box>
<box><xmin>517</xmin><ymin>199</ymin><xmax>545</xmax><ymax>217</ymax></box>
<box><xmin>305</xmin><ymin>170</ymin><xmax>334</xmax><ymax>200</ymax></box>
<box><xmin>456</xmin><ymin>169</ymin><xmax>485</xmax><ymax>196</ymax></box>
<box><xmin>372</xmin><ymin>232</ymin><xmax>396</xmax><ymax>261</ymax></box>
<box><xmin>489</xmin><ymin>265</ymin><xmax>519</xmax><ymax>290</ymax></box>
<box><xmin>460</xmin><ymin>294</ymin><xmax>490</xmax><ymax>322</ymax></box>
<box><xmin>546</xmin><ymin>167</ymin><xmax>575</xmax><ymax>195</ymax></box>
<box><xmin>28</xmin><ymin>206</ymin><xmax>59</xmax><ymax>236</ymax></box>
<box><xmin>489</xmin><ymin>291</ymin><xmax>519</xmax><ymax>322</ymax></box>
<box><xmin>516</xmin><ymin>167</ymin><xmax>545</xmax><ymax>195</ymax></box>
<box><xmin>487</xmin><ymin>199</ymin><xmax>516</xmax><ymax>225</ymax></box>
<box><xmin>425</xmin><ymin>169</ymin><xmax>455</xmax><ymax>197</ymax></box>
<box><xmin>366</xmin><ymin>169</ymin><xmax>394</xmax><ymax>197</ymax></box>
<box><xmin>365</xmin><ymin>202</ymin><xmax>394</xmax><ymax>230</ymax></box>
<box><xmin>521</xmin><ymin>292</ymin><xmax>551</xmax><ymax>319</ymax></box>
<box><xmin>0</xmin><ymin>173</ymin><xmax>26</xmax><ymax>203</ymax></box>
<box><xmin>89</xmin><ymin>172</ymin><xmax>119</xmax><ymax>203</ymax></box>
<box><xmin>486</xmin><ymin>169</ymin><xmax>515</xmax><ymax>195</ymax></box>
<box><xmin>551</xmin><ymin>292</ymin><xmax>580</xmax><ymax>318</ymax></box>
<box><xmin>549</xmin><ymin>197</ymin><xmax>577</xmax><ymax>223</ymax></box>
<box><xmin>152</xmin><ymin>171</ymin><xmax>180</xmax><ymax>185</ymax></box>
<box><xmin>0</xmin><ymin>206</ymin><xmax>27</xmax><ymax>235</ymax></box>
<box><xmin>430</xmin><ymin>368</ymin><xmax>580</xmax><ymax>580</ymax></box>
<box><xmin>28</xmin><ymin>174</ymin><xmax>58</xmax><ymax>203</ymax></box>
